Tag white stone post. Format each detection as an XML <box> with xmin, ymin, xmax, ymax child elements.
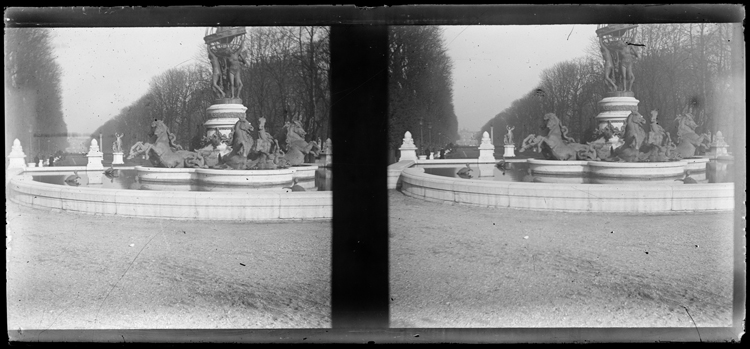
<box><xmin>324</xmin><ymin>138</ymin><xmax>333</xmax><ymax>167</ymax></box>
<box><xmin>707</xmin><ymin>131</ymin><xmax>729</xmax><ymax>158</ymax></box>
<box><xmin>7</xmin><ymin>139</ymin><xmax>27</xmax><ymax>169</ymax></box>
<box><xmin>478</xmin><ymin>131</ymin><xmax>495</xmax><ymax>162</ymax></box>
<box><xmin>87</xmin><ymin>139</ymin><xmax>104</xmax><ymax>170</ymax></box>
<box><xmin>477</xmin><ymin>131</ymin><xmax>496</xmax><ymax>177</ymax></box>
<box><xmin>398</xmin><ymin>131</ymin><xmax>418</xmax><ymax>162</ymax></box>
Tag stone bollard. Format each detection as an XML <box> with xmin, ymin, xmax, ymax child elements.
<box><xmin>478</xmin><ymin>131</ymin><xmax>495</xmax><ymax>162</ymax></box>
<box><xmin>324</xmin><ymin>138</ymin><xmax>332</xmax><ymax>167</ymax></box>
<box><xmin>7</xmin><ymin>139</ymin><xmax>27</xmax><ymax>183</ymax></box>
<box><xmin>87</xmin><ymin>139</ymin><xmax>104</xmax><ymax>170</ymax></box>
<box><xmin>7</xmin><ymin>139</ymin><xmax>27</xmax><ymax>170</ymax></box>
<box><xmin>478</xmin><ymin>132</ymin><xmax>496</xmax><ymax>177</ymax></box>
<box><xmin>398</xmin><ymin>131</ymin><xmax>418</xmax><ymax>161</ymax></box>
<box><xmin>707</xmin><ymin>131</ymin><xmax>729</xmax><ymax>158</ymax></box>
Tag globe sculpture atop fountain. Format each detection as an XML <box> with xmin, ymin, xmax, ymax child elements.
<box><xmin>203</xmin><ymin>27</ymin><xmax>249</xmax><ymax>141</ymax></box>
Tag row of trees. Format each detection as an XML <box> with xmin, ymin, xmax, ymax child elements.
<box><xmin>5</xmin><ymin>28</ymin><xmax>69</xmax><ymax>160</ymax></box>
<box><xmin>388</xmin><ymin>26</ymin><xmax>459</xmax><ymax>157</ymax></box>
<box><xmin>102</xmin><ymin>26</ymin><xmax>460</xmax><ymax>160</ymax></box>
<box><xmin>94</xmin><ymin>26</ymin><xmax>331</xmax><ymax>153</ymax></box>
<box><xmin>481</xmin><ymin>23</ymin><xmax>742</xmax><ymax>148</ymax></box>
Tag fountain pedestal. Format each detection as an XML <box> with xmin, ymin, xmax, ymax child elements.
<box><xmin>112</xmin><ymin>152</ymin><xmax>124</xmax><ymax>165</ymax></box>
<box><xmin>205</xmin><ymin>102</ymin><xmax>246</xmax><ymax>139</ymax></box>
<box><xmin>594</xmin><ymin>92</ymin><xmax>640</xmax><ymax>149</ymax></box>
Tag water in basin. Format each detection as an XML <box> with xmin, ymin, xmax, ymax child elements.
<box><xmin>31</xmin><ymin>168</ymin><xmax>332</xmax><ymax>192</ymax></box>
<box><xmin>419</xmin><ymin>160</ymin><xmax>734</xmax><ymax>184</ymax></box>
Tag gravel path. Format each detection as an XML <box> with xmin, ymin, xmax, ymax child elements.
<box><xmin>388</xmin><ymin>190</ymin><xmax>734</xmax><ymax>328</ymax></box>
<box><xmin>6</xmin><ymin>192</ymin><xmax>736</xmax><ymax>333</ymax></box>
<box><xmin>6</xmin><ymin>201</ymin><xmax>331</xmax><ymax>330</ymax></box>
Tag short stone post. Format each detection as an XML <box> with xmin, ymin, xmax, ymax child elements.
<box><xmin>324</xmin><ymin>138</ymin><xmax>333</xmax><ymax>167</ymax></box>
<box><xmin>87</xmin><ymin>139</ymin><xmax>104</xmax><ymax>170</ymax></box>
<box><xmin>707</xmin><ymin>131</ymin><xmax>729</xmax><ymax>158</ymax></box>
<box><xmin>477</xmin><ymin>132</ymin><xmax>496</xmax><ymax>177</ymax></box>
<box><xmin>398</xmin><ymin>131</ymin><xmax>418</xmax><ymax>161</ymax></box>
<box><xmin>7</xmin><ymin>139</ymin><xmax>27</xmax><ymax>169</ymax></box>
<box><xmin>478</xmin><ymin>131</ymin><xmax>495</xmax><ymax>162</ymax></box>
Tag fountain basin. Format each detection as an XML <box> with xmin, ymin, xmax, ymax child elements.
<box><xmin>291</xmin><ymin>164</ymin><xmax>320</xmax><ymax>189</ymax></box>
<box><xmin>586</xmin><ymin>160</ymin><xmax>685</xmax><ymax>179</ymax></box>
<box><xmin>135</xmin><ymin>164</ymin><xmax>320</xmax><ymax>190</ymax></box>
<box><xmin>7</xmin><ymin>167</ymin><xmax>332</xmax><ymax>221</ymax></box>
<box><xmin>527</xmin><ymin>159</ymin><xmax>588</xmax><ymax>175</ymax></box>
<box><xmin>398</xmin><ymin>166</ymin><xmax>733</xmax><ymax>213</ymax></box>
<box><xmin>681</xmin><ymin>157</ymin><xmax>709</xmax><ymax>173</ymax></box>
<box><xmin>196</xmin><ymin>168</ymin><xmax>295</xmax><ymax>189</ymax></box>
<box><xmin>135</xmin><ymin>166</ymin><xmax>196</xmax><ymax>183</ymax></box>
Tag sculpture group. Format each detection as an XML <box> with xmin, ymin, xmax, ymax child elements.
<box><xmin>519</xmin><ymin>113</ymin><xmax>598</xmax><ymax>161</ymax></box>
<box><xmin>520</xmin><ymin>110</ymin><xmax>709</xmax><ymax>162</ymax></box>
<box><xmin>217</xmin><ymin>116</ymin><xmax>319</xmax><ymax>170</ymax></box>
<box><xmin>205</xmin><ymin>27</ymin><xmax>248</xmax><ymax>101</ymax></box>
<box><xmin>127</xmin><ymin>117</ymin><xmax>320</xmax><ymax>170</ymax></box>
<box><xmin>125</xmin><ymin>26</ymin><xmax>323</xmax><ymax>170</ymax></box>
<box><xmin>597</xmin><ymin>24</ymin><xmax>640</xmax><ymax>93</ymax></box>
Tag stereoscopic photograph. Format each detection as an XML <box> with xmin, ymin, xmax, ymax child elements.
<box><xmin>5</xmin><ymin>5</ymin><xmax>744</xmax><ymax>344</ymax></box>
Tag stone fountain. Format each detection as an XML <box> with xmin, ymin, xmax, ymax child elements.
<box><xmin>123</xmin><ymin>27</ymin><xmax>324</xmax><ymax>191</ymax></box>
<box><xmin>6</xmin><ymin>26</ymin><xmax>332</xmax><ymax>220</ymax></box>
<box><xmin>386</xmin><ymin>24</ymin><xmax>734</xmax><ymax>212</ymax></box>
<box><xmin>513</xmin><ymin>24</ymin><xmax>715</xmax><ymax>182</ymax></box>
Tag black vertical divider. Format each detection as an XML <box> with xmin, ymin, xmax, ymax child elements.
<box><xmin>330</xmin><ymin>25</ymin><xmax>390</xmax><ymax>328</ymax></box>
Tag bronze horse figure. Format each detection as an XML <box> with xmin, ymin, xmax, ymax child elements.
<box><xmin>611</xmin><ymin>111</ymin><xmax>647</xmax><ymax>162</ymax></box>
<box><xmin>519</xmin><ymin>113</ymin><xmax>597</xmax><ymax>161</ymax></box>
<box><xmin>282</xmin><ymin>120</ymin><xmax>320</xmax><ymax>166</ymax></box>
<box><xmin>674</xmin><ymin>113</ymin><xmax>710</xmax><ymax>158</ymax></box>
<box><xmin>127</xmin><ymin>120</ymin><xmax>206</xmax><ymax>168</ymax></box>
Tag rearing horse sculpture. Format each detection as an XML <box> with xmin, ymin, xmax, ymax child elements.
<box><xmin>282</xmin><ymin>120</ymin><xmax>320</xmax><ymax>166</ymax></box>
<box><xmin>127</xmin><ymin>120</ymin><xmax>206</xmax><ymax>168</ymax></box>
<box><xmin>519</xmin><ymin>113</ymin><xmax>598</xmax><ymax>161</ymax></box>
<box><xmin>611</xmin><ymin>111</ymin><xmax>647</xmax><ymax>162</ymax></box>
<box><xmin>675</xmin><ymin>113</ymin><xmax>710</xmax><ymax>158</ymax></box>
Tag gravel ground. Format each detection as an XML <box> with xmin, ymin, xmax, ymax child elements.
<box><xmin>388</xmin><ymin>190</ymin><xmax>735</xmax><ymax>328</ymax></box>
<box><xmin>5</xmin><ymin>191</ymin><xmax>737</xmax><ymax>334</ymax></box>
<box><xmin>6</xmin><ymin>201</ymin><xmax>331</xmax><ymax>330</ymax></box>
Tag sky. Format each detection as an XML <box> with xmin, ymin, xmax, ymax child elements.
<box><xmin>441</xmin><ymin>25</ymin><xmax>599</xmax><ymax>131</ymax></box>
<box><xmin>49</xmin><ymin>27</ymin><xmax>207</xmax><ymax>134</ymax></box>
<box><xmin>46</xmin><ymin>25</ymin><xmax>597</xmax><ymax>134</ymax></box>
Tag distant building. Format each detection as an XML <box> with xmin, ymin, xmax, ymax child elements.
<box><xmin>65</xmin><ymin>136</ymin><xmax>93</xmax><ymax>153</ymax></box>
<box><xmin>456</xmin><ymin>129</ymin><xmax>479</xmax><ymax>146</ymax></box>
